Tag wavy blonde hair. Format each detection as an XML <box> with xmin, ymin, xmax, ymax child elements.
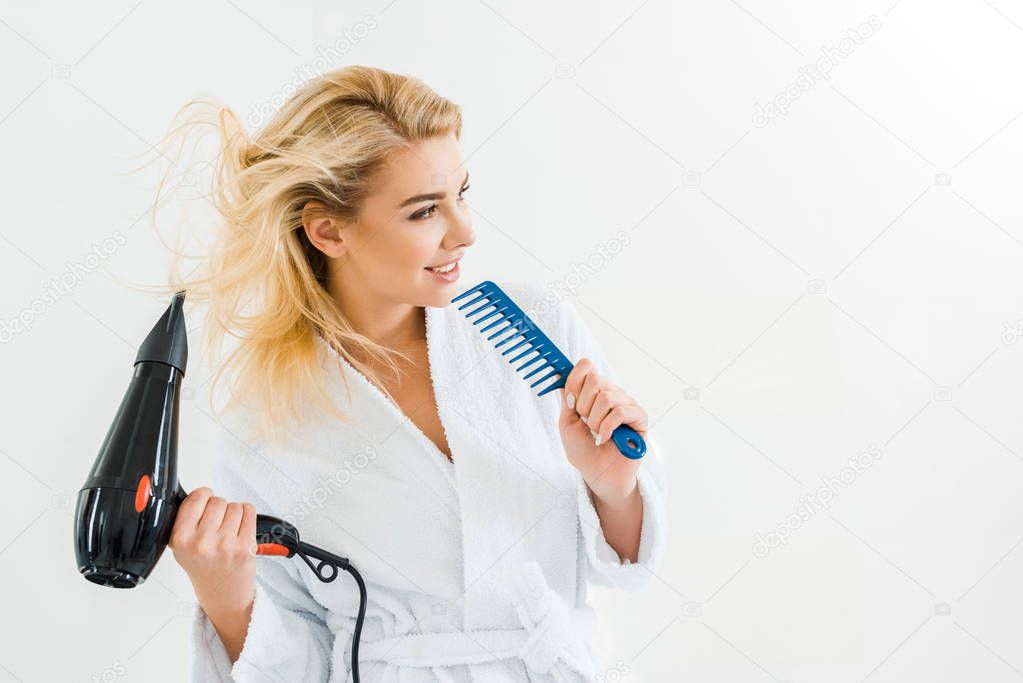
<box><xmin>142</xmin><ymin>65</ymin><xmax>463</xmax><ymax>448</ymax></box>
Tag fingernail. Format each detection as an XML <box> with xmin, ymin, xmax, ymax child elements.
<box><xmin>581</xmin><ymin>416</ymin><xmax>588</xmax><ymax>425</ymax></box>
<box><xmin>566</xmin><ymin>392</ymin><xmax>575</xmax><ymax>409</ymax></box>
<box><xmin>595</xmin><ymin>433</ymin><xmax>602</xmax><ymax>446</ymax></box>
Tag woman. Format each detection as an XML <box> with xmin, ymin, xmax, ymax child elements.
<box><xmin>161</xmin><ymin>65</ymin><xmax>669</xmax><ymax>682</ymax></box>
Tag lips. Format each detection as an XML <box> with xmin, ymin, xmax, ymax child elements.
<box><xmin>425</xmin><ymin>251</ymin><xmax>465</xmax><ymax>283</ymax></box>
<box><xmin>425</xmin><ymin>258</ymin><xmax>461</xmax><ymax>281</ymax></box>
<box><xmin>426</xmin><ymin>260</ymin><xmax>458</xmax><ymax>275</ymax></box>
<box><xmin>426</xmin><ymin>255</ymin><xmax>462</xmax><ymax>269</ymax></box>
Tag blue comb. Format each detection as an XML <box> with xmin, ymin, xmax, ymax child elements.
<box><xmin>451</xmin><ymin>281</ymin><xmax>646</xmax><ymax>460</ymax></box>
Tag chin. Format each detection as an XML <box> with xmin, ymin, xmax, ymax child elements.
<box><xmin>419</xmin><ymin>269</ymin><xmax>462</xmax><ymax>306</ymax></box>
<box><xmin>422</xmin><ymin>287</ymin><xmax>456</xmax><ymax>308</ymax></box>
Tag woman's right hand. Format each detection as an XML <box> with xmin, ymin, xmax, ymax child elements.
<box><xmin>168</xmin><ymin>487</ymin><xmax>258</xmax><ymax>616</ymax></box>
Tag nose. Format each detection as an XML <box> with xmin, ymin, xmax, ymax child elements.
<box><xmin>446</xmin><ymin>205</ymin><xmax>476</xmax><ymax>249</ymax></box>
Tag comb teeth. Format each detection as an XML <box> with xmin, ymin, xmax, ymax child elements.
<box><xmin>450</xmin><ymin>280</ymin><xmax>648</xmax><ymax>460</ymax></box>
<box><xmin>451</xmin><ymin>281</ymin><xmax>572</xmax><ymax>396</ymax></box>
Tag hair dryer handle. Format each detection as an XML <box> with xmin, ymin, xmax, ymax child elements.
<box><xmin>255</xmin><ymin>514</ymin><xmax>300</xmax><ymax>557</ymax></box>
<box><xmin>174</xmin><ymin>485</ymin><xmax>298</xmax><ymax>557</ymax></box>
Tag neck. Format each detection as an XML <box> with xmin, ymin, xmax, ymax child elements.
<box><xmin>328</xmin><ymin>278</ymin><xmax>426</xmax><ymax>351</ymax></box>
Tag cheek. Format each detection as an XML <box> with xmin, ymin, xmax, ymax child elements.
<box><xmin>399</xmin><ymin>231</ymin><xmax>440</xmax><ymax>269</ymax></box>
<box><xmin>367</xmin><ymin>227</ymin><xmax>436</xmax><ymax>275</ymax></box>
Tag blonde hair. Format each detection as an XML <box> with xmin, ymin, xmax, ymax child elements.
<box><xmin>142</xmin><ymin>65</ymin><xmax>463</xmax><ymax>448</ymax></box>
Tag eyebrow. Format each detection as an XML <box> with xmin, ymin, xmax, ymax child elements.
<box><xmin>397</xmin><ymin>171</ymin><xmax>470</xmax><ymax>209</ymax></box>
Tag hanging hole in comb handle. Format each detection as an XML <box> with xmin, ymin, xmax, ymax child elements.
<box><xmin>611</xmin><ymin>424</ymin><xmax>647</xmax><ymax>460</ymax></box>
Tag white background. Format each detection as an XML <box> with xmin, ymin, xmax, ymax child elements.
<box><xmin>2</xmin><ymin>0</ymin><xmax>1022</xmax><ymax>681</ymax></box>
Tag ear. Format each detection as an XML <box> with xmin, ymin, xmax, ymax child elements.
<box><xmin>301</xmin><ymin>200</ymin><xmax>349</xmax><ymax>258</ymax></box>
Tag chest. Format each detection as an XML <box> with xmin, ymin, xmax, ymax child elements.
<box><xmin>375</xmin><ymin>343</ymin><xmax>453</xmax><ymax>462</ymax></box>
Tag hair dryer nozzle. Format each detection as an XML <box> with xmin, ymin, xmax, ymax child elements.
<box><xmin>135</xmin><ymin>289</ymin><xmax>187</xmax><ymax>374</ymax></box>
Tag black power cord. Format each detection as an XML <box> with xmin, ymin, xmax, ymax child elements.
<box><xmin>259</xmin><ymin>518</ymin><xmax>367</xmax><ymax>681</ymax></box>
<box><xmin>343</xmin><ymin>564</ymin><xmax>367</xmax><ymax>682</ymax></box>
<box><xmin>293</xmin><ymin>543</ymin><xmax>367</xmax><ymax>682</ymax></box>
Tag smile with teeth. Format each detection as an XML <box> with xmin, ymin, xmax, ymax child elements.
<box><xmin>427</xmin><ymin>260</ymin><xmax>458</xmax><ymax>273</ymax></box>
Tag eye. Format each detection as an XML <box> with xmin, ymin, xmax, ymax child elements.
<box><xmin>413</xmin><ymin>205</ymin><xmax>437</xmax><ymax>220</ymax></box>
<box><xmin>412</xmin><ymin>184</ymin><xmax>471</xmax><ymax>220</ymax></box>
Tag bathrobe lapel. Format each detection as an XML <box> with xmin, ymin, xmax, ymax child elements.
<box><xmin>423</xmin><ymin>295</ymin><xmax>583</xmax><ymax>632</ymax></box>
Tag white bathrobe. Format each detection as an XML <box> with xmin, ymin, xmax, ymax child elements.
<box><xmin>187</xmin><ymin>280</ymin><xmax>669</xmax><ymax>682</ymax></box>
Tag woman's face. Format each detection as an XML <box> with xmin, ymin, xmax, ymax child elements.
<box><xmin>311</xmin><ymin>133</ymin><xmax>476</xmax><ymax>310</ymax></box>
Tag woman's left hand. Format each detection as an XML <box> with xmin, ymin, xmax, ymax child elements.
<box><xmin>557</xmin><ymin>358</ymin><xmax>648</xmax><ymax>503</ymax></box>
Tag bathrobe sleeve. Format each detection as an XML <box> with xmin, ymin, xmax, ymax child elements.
<box><xmin>186</xmin><ymin>428</ymin><xmax>338</xmax><ymax>682</ymax></box>
<box><xmin>555</xmin><ymin>293</ymin><xmax>670</xmax><ymax>593</ymax></box>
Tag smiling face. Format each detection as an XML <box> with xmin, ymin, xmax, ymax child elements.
<box><xmin>303</xmin><ymin>133</ymin><xmax>476</xmax><ymax>314</ymax></box>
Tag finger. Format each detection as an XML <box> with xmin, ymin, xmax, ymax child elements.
<box><xmin>558</xmin><ymin>388</ymin><xmax>581</xmax><ymax>428</ymax></box>
<box><xmin>220</xmin><ymin>501</ymin><xmax>244</xmax><ymax>535</ymax></box>
<box><xmin>239</xmin><ymin>503</ymin><xmax>257</xmax><ymax>537</ymax></box>
<box><xmin>239</xmin><ymin>503</ymin><xmax>258</xmax><ymax>555</ymax></box>
<box><xmin>595</xmin><ymin>404</ymin><xmax>648</xmax><ymax>445</ymax></box>
<box><xmin>563</xmin><ymin>358</ymin><xmax>596</xmax><ymax>414</ymax></box>
<box><xmin>576</xmin><ymin>365</ymin><xmax>606</xmax><ymax>421</ymax></box>
<box><xmin>197</xmin><ymin>496</ymin><xmax>228</xmax><ymax>536</ymax></box>
<box><xmin>174</xmin><ymin>487</ymin><xmax>213</xmax><ymax>533</ymax></box>
<box><xmin>583</xmin><ymin>386</ymin><xmax>628</xmax><ymax>431</ymax></box>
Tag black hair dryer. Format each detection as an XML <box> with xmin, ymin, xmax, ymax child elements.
<box><xmin>73</xmin><ymin>291</ymin><xmax>368</xmax><ymax>677</ymax></box>
<box><xmin>73</xmin><ymin>292</ymin><xmax>365</xmax><ymax>594</ymax></box>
